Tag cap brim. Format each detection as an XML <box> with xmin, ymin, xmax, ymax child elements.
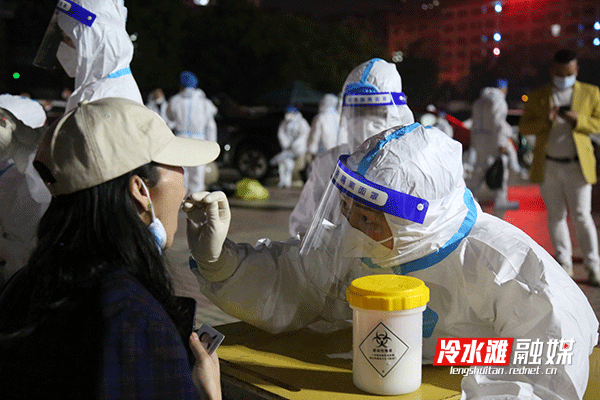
<box><xmin>153</xmin><ymin>136</ymin><xmax>220</xmax><ymax>167</ymax></box>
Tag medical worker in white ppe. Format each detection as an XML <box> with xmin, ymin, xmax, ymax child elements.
<box><xmin>288</xmin><ymin>58</ymin><xmax>414</xmax><ymax>236</ymax></box>
<box><xmin>306</xmin><ymin>93</ymin><xmax>341</xmax><ymax>160</ymax></box>
<box><xmin>34</xmin><ymin>0</ymin><xmax>143</xmax><ymax>113</ymax></box>
<box><xmin>272</xmin><ymin>106</ymin><xmax>310</xmax><ymax>188</ymax></box>
<box><xmin>185</xmin><ymin>122</ymin><xmax>598</xmax><ymax>400</ymax></box>
<box><xmin>0</xmin><ymin>95</ymin><xmax>50</xmax><ymax>286</ymax></box>
<box><xmin>146</xmin><ymin>88</ymin><xmax>176</xmax><ymax>130</ymax></box>
<box><xmin>167</xmin><ymin>71</ymin><xmax>218</xmax><ymax>196</ymax></box>
<box><xmin>466</xmin><ymin>79</ymin><xmax>519</xmax><ymax>212</ymax></box>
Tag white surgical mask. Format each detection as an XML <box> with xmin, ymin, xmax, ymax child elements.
<box><xmin>341</xmin><ymin>219</ymin><xmax>393</xmax><ymax>259</ymax></box>
<box><xmin>56</xmin><ymin>41</ymin><xmax>77</xmax><ymax>78</ymax></box>
<box><xmin>552</xmin><ymin>74</ymin><xmax>576</xmax><ymax>90</ymax></box>
<box><xmin>140</xmin><ymin>180</ymin><xmax>167</xmax><ymax>252</ymax></box>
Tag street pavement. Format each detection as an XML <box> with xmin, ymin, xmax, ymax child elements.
<box><xmin>164</xmin><ymin>175</ymin><xmax>600</xmax><ymax>339</ymax></box>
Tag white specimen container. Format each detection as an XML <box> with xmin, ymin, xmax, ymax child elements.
<box><xmin>346</xmin><ymin>274</ymin><xmax>429</xmax><ymax>395</ymax></box>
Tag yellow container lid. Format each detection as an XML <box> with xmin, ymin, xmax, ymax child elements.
<box><xmin>346</xmin><ymin>275</ymin><xmax>429</xmax><ymax>311</ymax></box>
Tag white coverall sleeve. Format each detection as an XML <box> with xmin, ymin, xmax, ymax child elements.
<box><xmin>459</xmin><ymin>240</ymin><xmax>598</xmax><ymax>399</ymax></box>
<box><xmin>307</xmin><ymin>115</ymin><xmax>322</xmax><ymax>155</ymax></box>
<box><xmin>205</xmin><ymin>99</ymin><xmax>218</xmax><ymax>143</ymax></box>
<box><xmin>490</xmin><ymin>93</ymin><xmax>511</xmax><ymax>149</ymax></box>
<box><xmin>277</xmin><ymin>121</ymin><xmax>293</xmax><ymax>150</ymax></box>
<box><xmin>190</xmin><ymin>237</ymin><xmax>329</xmax><ymax>334</ymax></box>
<box><xmin>291</xmin><ymin>117</ymin><xmax>311</xmax><ymax>157</ymax></box>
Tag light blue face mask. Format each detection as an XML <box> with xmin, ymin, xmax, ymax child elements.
<box><xmin>140</xmin><ymin>180</ymin><xmax>167</xmax><ymax>253</ymax></box>
<box><xmin>552</xmin><ymin>74</ymin><xmax>576</xmax><ymax>90</ymax></box>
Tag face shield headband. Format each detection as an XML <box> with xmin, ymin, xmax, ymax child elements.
<box><xmin>342</xmin><ymin>58</ymin><xmax>407</xmax><ymax>108</ymax></box>
<box><xmin>343</xmin><ymin>85</ymin><xmax>407</xmax><ymax>108</ymax></box>
<box><xmin>332</xmin><ymin>155</ymin><xmax>429</xmax><ymax>224</ymax></box>
<box><xmin>33</xmin><ymin>0</ymin><xmax>97</xmax><ymax>70</ymax></box>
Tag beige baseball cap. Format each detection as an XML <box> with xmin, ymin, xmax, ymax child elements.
<box><xmin>34</xmin><ymin>97</ymin><xmax>220</xmax><ymax>196</ymax></box>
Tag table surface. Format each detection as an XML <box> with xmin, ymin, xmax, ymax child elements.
<box><xmin>216</xmin><ymin>321</ymin><xmax>462</xmax><ymax>400</ymax></box>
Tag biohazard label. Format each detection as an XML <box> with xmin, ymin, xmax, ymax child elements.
<box><xmin>358</xmin><ymin>322</ymin><xmax>408</xmax><ymax>377</ymax></box>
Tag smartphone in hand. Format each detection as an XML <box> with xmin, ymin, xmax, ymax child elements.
<box><xmin>558</xmin><ymin>105</ymin><xmax>571</xmax><ymax>114</ymax></box>
<box><xmin>194</xmin><ymin>324</ymin><xmax>225</xmax><ymax>355</ymax></box>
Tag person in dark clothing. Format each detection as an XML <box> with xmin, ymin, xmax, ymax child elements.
<box><xmin>0</xmin><ymin>97</ymin><xmax>222</xmax><ymax>399</ymax></box>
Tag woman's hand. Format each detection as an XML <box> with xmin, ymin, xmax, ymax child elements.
<box><xmin>190</xmin><ymin>331</ymin><xmax>222</xmax><ymax>400</ymax></box>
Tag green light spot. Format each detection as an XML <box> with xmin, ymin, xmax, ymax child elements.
<box><xmin>13</xmin><ymin>72</ymin><xmax>20</xmax><ymax>79</ymax></box>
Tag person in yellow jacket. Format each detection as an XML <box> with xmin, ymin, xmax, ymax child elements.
<box><xmin>520</xmin><ymin>49</ymin><xmax>600</xmax><ymax>285</ymax></box>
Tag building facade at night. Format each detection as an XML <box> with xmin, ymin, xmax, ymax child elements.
<box><xmin>388</xmin><ymin>0</ymin><xmax>600</xmax><ymax>84</ymax></box>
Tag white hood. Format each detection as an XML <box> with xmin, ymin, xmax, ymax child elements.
<box><xmin>58</xmin><ymin>0</ymin><xmax>143</xmax><ymax>111</ymax></box>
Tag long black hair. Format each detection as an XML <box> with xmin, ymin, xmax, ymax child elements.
<box><xmin>3</xmin><ymin>162</ymin><xmax>181</xmax><ymax>332</ymax></box>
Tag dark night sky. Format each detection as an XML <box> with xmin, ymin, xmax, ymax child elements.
<box><xmin>261</xmin><ymin>0</ymin><xmax>411</xmax><ymax>17</ymax></box>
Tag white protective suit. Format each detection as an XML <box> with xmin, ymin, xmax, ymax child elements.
<box><xmin>167</xmin><ymin>84</ymin><xmax>218</xmax><ymax>195</ymax></box>
<box><xmin>288</xmin><ymin>58</ymin><xmax>415</xmax><ymax>236</ymax></box>
<box><xmin>466</xmin><ymin>87</ymin><xmax>517</xmax><ymax>210</ymax></box>
<box><xmin>52</xmin><ymin>0</ymin><xmax>143</xmax><ymax>112</ymax></box>
<box><xmin>0</xmin><ymin>95</ymin><xmax>50</xmax><ymax>285</ymax></box>
<box><xmin>307</xmin><ymin>94</ymin><xmax>341</xmax><ymax>156</ymax></box>
<box><xmin>434</xmin><ymin>112</ymin><xmax>454</xmax><ymax>138</ymax></box>
<box><xmin>274</xmin><ymin>108</ymin><xmax>310</xmax><ymax>188</ymax></box>
<box><xmin>189</xmin><ymin>123</ymin><xmax>598</xmax><ymax>400</ymax></box>
<box><xmin>146</xmin><ymin>89</ymin><xmax>176</xmax><ymax>130</ymax></box>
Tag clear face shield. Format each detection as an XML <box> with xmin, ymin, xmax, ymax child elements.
<box><xmin>299</xmin><ymin>155</ymin><xmax>429</xmax><ymax>302</ymax></box>
<box><xmin>340</xmin><ymin>82</ymin><xmax>408</xmax><ymax>149</ymax></box>
<box><xmin>33</xmin><ymin>0</ymin><xmax>96</xmax><ymax>70</ymax></box>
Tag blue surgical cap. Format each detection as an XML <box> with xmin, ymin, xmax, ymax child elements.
<box><xmin>286</xmin><ymin>105</ymin><xmax>299</xmax><ymax>113</ymax></box>
<box><xmin>494</xmin><ymin>78</ymin><xmax>508</xmax><ymax>89</ymax></box>
<box><xmin>180</xmin><ymin>71</ymin><xmax>198</xmax><ymax>88</ymax></box>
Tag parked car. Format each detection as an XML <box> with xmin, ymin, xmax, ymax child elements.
<box><xmin>213</xmin><ymin>93</ymin><xmax>317</xmax><ymax>181</ymax></box>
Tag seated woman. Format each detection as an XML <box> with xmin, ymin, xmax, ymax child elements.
<box><xmin>0</xmin><ymin>97</ymin><xmax>221</xmax><ymax>399</ymax></box>
<box><xmin>186</xmin><ymin>122</ymin><xmax>598</xmax><ymax>399</ymax></box>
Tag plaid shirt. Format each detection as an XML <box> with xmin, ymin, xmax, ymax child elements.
<box><xmin>0</xmin><ymin>269</ymin><xmax>200</xmax><ymax>399</ymax></box>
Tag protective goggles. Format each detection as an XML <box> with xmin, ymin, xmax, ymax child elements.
<box><xmin>332</xmin><ymin>155</ymin><xmax>429</xmax><ymax>224</ymax></box>
<box><xmin>33</xmin><ymin>0</ymin><xmax>96</xmax><ymax>69</ymax></box>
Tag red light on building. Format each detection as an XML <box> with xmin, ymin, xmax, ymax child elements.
<box><xmin>493</xmin><ymin>47</ymin><xmax>501</xmax><ymax>56</ymax></box>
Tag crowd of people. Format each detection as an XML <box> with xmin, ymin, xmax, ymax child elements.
<box><xmin>1</xmin><ymin>1</ymin><xmax>600</xmax><ymax>399</ymax></box>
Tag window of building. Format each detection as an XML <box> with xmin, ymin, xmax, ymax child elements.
<box><xmin>458</xmin><ymin>22</ymin><xmax>467</xmax><ymax>31</ymax></box>
<box><xmin>458</xmin><ymin>9</ymin><xmax>468</xmax><ymax>18</ymax></box>
<box><xmin>532</xmin><ymin>13</ymin><xmax>545</xmax><ymax>24</ymax></box>
<box><xmin>471</xmin><ymin>49</ymin><xmax>482</xmax><ymax>61</ymax></box>
<box><xmin>471</xmin><ymin>8</ymin><xmax>480</xmax><ymax>16</ymax></box>
<box><xmin>485</xmin><ymin>19</ymin><xmax>494</xmax><ymax>28</ymax></box>
<box><xmin>457</xmin><ymin>36</ymin><xmax>467</xmax><ymax>45</ymax></box>
<box><xmin>444</xmin><ymin>39</ymin><xmax>454</xmax><ymax>46</ymax></box>
<box><xmin>584</xmin><ymin>6</ymin><xmax>594</xmax><ymax>15</ymax></box>
<box><xmin>471</xmin><ymin>36</ymin><xmax>480</xmax><ymax>44</ymax></box>
<box><xmin>457</xmin><ymin>51</ymin><xmax>466</xmax><ymax>59</ymax></box>
<box><xmin>570</xmin><ymin>9</ymin><xmax>579</xmax><ymax>19</ymax></box>
<box><xmin>515</xmin><ymin>16</ymin><xmax>527</xmax><ymax>25</ymax></box>
<box><xmin>566</xmin><ymin>24</ymin><xmax>578</xmax><ymax>33</ymax></box>
<box><xmin>548</xmin><ymin>11</ymin><xmax>561</xmax><ymax>21</ymax></box>
<box><xmin>443</xmin><ymin>25</ymin><xmax>454</xmax><ymax>33</ymax></box>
